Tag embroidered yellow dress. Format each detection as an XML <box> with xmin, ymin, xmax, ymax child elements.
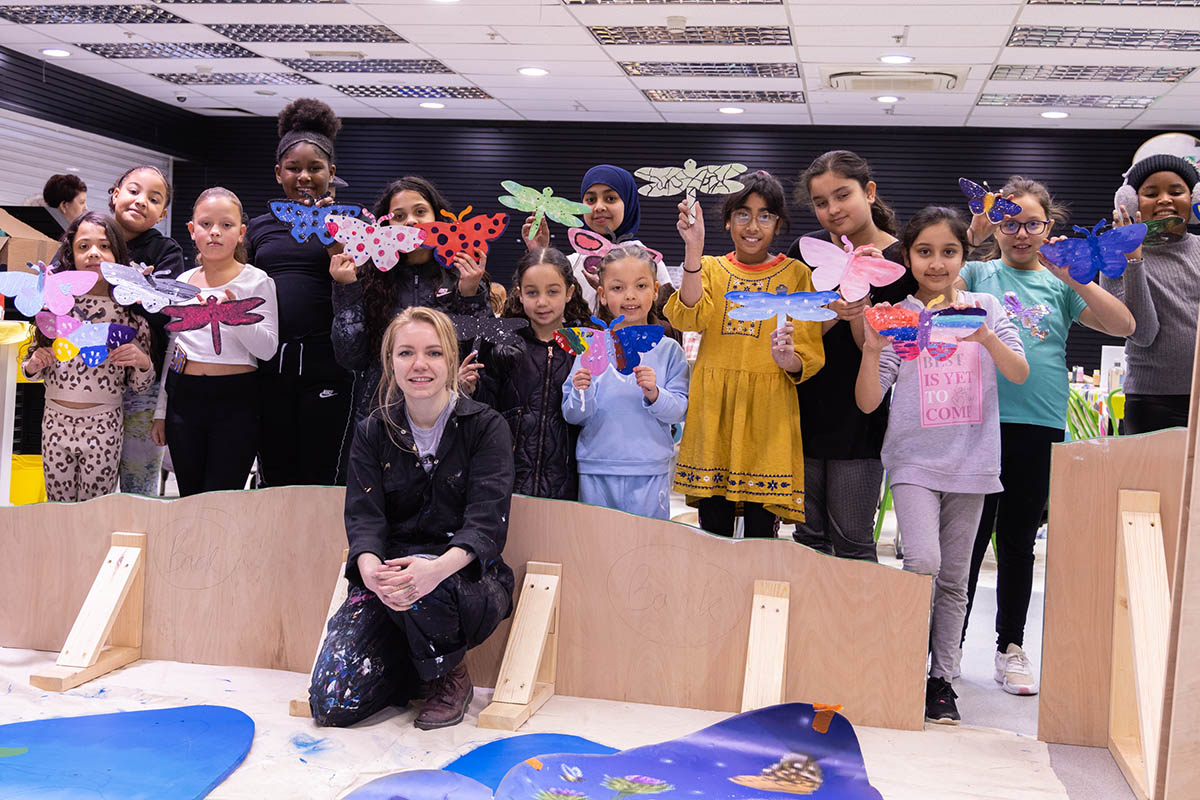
<box><xmin>665</xmin><ymin>252</ymin><xmax>825</xmax><ymax>521</ymax></box>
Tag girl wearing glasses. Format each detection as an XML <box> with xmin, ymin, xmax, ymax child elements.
<box><xmin>666</xmin><ymin>170</ymin><xmax>825</xmax><ymax>537</ymax></box>
<box><xmin>956</xmin><ymin>176</ymin><xmax>1133</xmax><ymax>698</ymax></box>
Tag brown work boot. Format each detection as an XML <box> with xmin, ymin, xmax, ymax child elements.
<box><xmin>414</xmin><ymin>662</ymin><xmax>474</xmax><ymax>730</ymax></box>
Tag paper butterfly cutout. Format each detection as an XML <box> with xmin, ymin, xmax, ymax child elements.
<box><xmin>34</xmin><ymin>312</ymin><xmax>136</xmax><ymax>366</ymax></box>
<box><xmin>554</xmin><ymin>315</ymin><xmax>664</xmax><ymax>376</ymax></box>
<box><xmin>100</xmin><ymin>261</ymin><xmax>200</xmax><ymax>313</ymax></box>
<box><xmin>0</xmin><ymin>260</ymin><xmax>97</xmax><ymax>317</ymax></box>
<box><xmin>725</xmin><ymin>285</ymin><xmax>840</xmax><ymax>329</ymax></box>
<box><xmin>865</xmin><ymin>296</ymin><xmax>987</xmax><ymax>361</ymax></box>
<box><xmin>635</xmin><ymin>159</ymin><xmax>748</xmax><ymax>222</ymax></box>
<box><xmin>1128</xmin><ymin>215</ymin><xmax>1187</xmax><ymax>247</ymax></box>
<box><xmin>325</xmin><ymin>214</ymin><xmax>426</xmax><ymax>271</ymax></box>
<box><xmin>799</xmin><ymin>235</ymin><xmax>908</xmax><ymax>302</ymax></box>
<box><xmin>497</xmin><ymin>181</ymin><xmax>591</xmax><ymax>242</ymax></box>
<box><xmin>567</xmin><ymin>228</ymin><xmax>664</xmax><ymax>276</ymax></box>
<box><xmin>269</xmin><ymin>200</ymin><xmax>363</xmax><ymax>245</ymax></box>
<box><xmin>1039</xmin><ymin>219</ymin><xmax>1147</xmax><ymax>283</ymax></box>
<box><xmin>959</xmin><ymin>178</ymin><xmax>1023</xmax><ymax>224</ymax></box>
<box><xmin>448</xmin><ymin>314</ymin><xmax>529</xmax><ymax>347</ymax></box>
<box><xmin>416</xmin><ymin>207</ymin><xmax>509</xmax><ymax>269</ymax></box>
<box><xmin>164</xmin><ymin>295</ymin><xmax>266</xmax><ymax>356</ymax></box>
<box><xmin>1003</xmin><ymin>291</ymin><xmax>1052</xmax><ymax>342</ymax></box>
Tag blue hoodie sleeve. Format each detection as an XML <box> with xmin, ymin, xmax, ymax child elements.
<box><xmin>642</xmin><ymin>339</ymin><xmax>689</xmax><ymax>424</ymax></box>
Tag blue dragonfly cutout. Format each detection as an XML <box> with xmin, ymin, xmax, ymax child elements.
<box><xmin>725</xmin><ymin>286</ymin><xmax>841</xmax><ymax>330</ymax></box>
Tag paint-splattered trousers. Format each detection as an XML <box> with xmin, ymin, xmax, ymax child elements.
<box><xmin>42</xmin><ymin>399</ymin><xmax>123</xmax><ymax>502</ymax></box>
<box><xmin>119</xmin><ymin>388</ymin><xmax>164</xmax><ymax>495</ymax></box>
<box><xmin>309</xmin><ymin>569</ymin><xmax>513</xmax><ymax>727</ymax></box>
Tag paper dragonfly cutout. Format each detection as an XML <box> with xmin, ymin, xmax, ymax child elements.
<box><xmin>568</xmin><ymin>228</ymin><xmax>664</xmax><ymax>276</ymax></box>
<box><xmin>100</xmin><ymin>262</ymin><xmax>200</xmax><ymax>313</ymax></box>
<box><xmin>0</xmin><ymin>260</ymin><xmax>97</xmax><ymax>317</ymax></box>
<box><xmin>164</xmin><ymin>295</ymin><xmax>265</xmax><ymax>356</ymax></box>
<box><xmin>800</xmin><ymin>235</ymin><xmax>907</xmax><ymax>303</ymax></box>
<box><xmin>1113</xmin><ymin>215</ymin><xmax>1185</xmax><ymax>247</ymax></box>
<box><xmin>416</xmin><ymin>207</ymin><xmax>508</xmax><ymax>270</ymax></box>
<box><xmin>269</xmin><ymin>200</ymin><xmax>363</xmax><ymax>245</ymax></box>
<box><xmin>555</xmin><ymin>315</ymin><xmax>664</xmax><ymax>376</ymax></box>
<box><xmin>865</xmin><ymin>296</ymin><xmax>986</xmax><ymax>361</ymax></box>
<box><xmin>1039</xmin><ymin>219</ymin><xmax>1147</xmax><ymax>283</ymax></box>
<box><xmin>498</xmin><ymin>181</ymin><xmax>591</xmax><ymax>242</ymax></box>
<box><xmin>1003</xmin><ymin>291</ymin><xmax>1052</xmax><ymax>342</ymax></box>
<box><xmin>959</xmin><ymin>178</ymin><xmax>1022</xmax><ymax>224</ymax></box>
<box><xmin>725</xmin><ymin>286</ymin><xmax>840</xmax><ymax>329</ymax></box>
<box><xmin>34</xmin><ymin>312</ymin><xmax>135</xmax><ymax>367</ymax></box>
<box><xmin>635</xmin><ymin>159</ymin><xmax>748</xmax><ymax>223</ymax></box>
<box><xmin>325</xmin><ymin>214</ymin><xmax>426</xmax><ymax>272</ymax></box>
<box><xmin>448</xmin><ymin>313</ymin><xmax>529</xmax><ymax>347</ymax></box>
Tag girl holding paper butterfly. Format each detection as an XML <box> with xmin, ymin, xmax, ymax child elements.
<box><xmin>330</xmin><ymin>176</ymin><xmax>493</xmax><ymax>481</ymax></box>
<box><xmin>562</xmin><ymin>244</ymin><xmax>688</xmax><ymax>520</ymax></box>
<box><xmin>107</xmin><ymin>164</ymin><xmax>186</xmax><ymax>496</ymax></box>
<box><xmin>22</xmin><ymin>212</ymin><xmax>155</xmax><ymax>502</ymax></box>
<box><xmin>789</xmin><ymin>150</ymin><xmax>917</xmax><ymax>561</ymax></box>
<box><xmin>857</xmin><ymin>206</ymin><xmax>1027</xmax><ymax>725</ymax></box>
<box><xmin>666</xmin><ymin>170</ymin><xmax>824</xmax><ymax>536</ymax></box>
<box><xmin>1101</xmin><ymin>154</ymin><xmax>1200</xmax><ymax>434</ymax></box>
<box><xmin>957</xmin><ymin>176</ymin><xmax>1133</xmax><ymax>697</ymax></box>
<box><xmin>150</xmin><ymin>188</ymin><xmax>279</xmax><ymax>497</ymax></box>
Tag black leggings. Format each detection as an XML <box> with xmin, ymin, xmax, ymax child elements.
<box><xmin>165</xmin><ymin>370</ymin><xmax>260</xmax><ymax>497</ymax></box>
<box><xmin>1123</xmin><ymin>393</ymin><xmax>1189</xmax><ymax>435</ymax></box>
<box><xmin>697</xmin><ymin>496</ymin><xmax>778</xmax><ymax>538</ymax></box>
<box><xmin>964</xmin><ymin>423</ymin><xmax>1062</xmax><ymax>651</ymax></box>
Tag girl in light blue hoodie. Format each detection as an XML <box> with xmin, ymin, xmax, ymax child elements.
<box><xmin>562</xmin><ymin>244</ymin><xmax>689</xmax><ymax>520</ymax></box>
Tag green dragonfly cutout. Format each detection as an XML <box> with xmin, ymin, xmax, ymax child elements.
<box><xmin>498</xmin><ymin>180</ymin><xmax>592</xmax><ymax>241</ymax></box>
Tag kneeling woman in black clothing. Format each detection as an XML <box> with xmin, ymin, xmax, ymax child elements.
<box><xmin>309</xmin><ymin>306</ymin><xmax>515</xmax><ymax>730</ymax></box>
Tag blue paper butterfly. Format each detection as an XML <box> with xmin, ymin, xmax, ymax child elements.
<box><xmin>269</xmin><ymin>200</ymin><xmax>363</xmax><ymax>245</ymax></box>
<box><xmin>554</xmin><ymin>315</ymin><xmax>663</xmax><ymax>375</ymax></box>
<box><xmin>1039</xmin><ymin>219</ymin><xmax>1147</xmax><ymax>283</ymax></box>
<box><xmin>959</xmin><ymin>178</ymin><xmax>1022</xmax><ymax>224</ymax></box>
<box><xmin>725</xmin><ymin>286</ymin><xmax>840</xmax><ymax>328</ymax></box>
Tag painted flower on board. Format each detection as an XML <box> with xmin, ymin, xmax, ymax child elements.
<box><xmin>534</xmin><ymin>789</ymin><xmax>589</xmax><ymax>800</ymax></box>
<box><xmin>602</xmin><ymin>774</ymin><xmax>674</xmax><ymax>798</ymax></box>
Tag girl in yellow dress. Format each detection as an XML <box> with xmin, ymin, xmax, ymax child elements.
<box><xmin>666</xmin><ymin>170</ymin><xmax>825</xmax><ymax>537</ymax></box>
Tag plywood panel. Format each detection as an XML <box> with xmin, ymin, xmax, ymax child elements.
<box><xmin>1038</xmin><ymin>430</ymin><xmax>1187</xmax><ymax>747</ymax></box>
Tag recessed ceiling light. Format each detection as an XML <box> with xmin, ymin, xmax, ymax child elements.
<box><xmin>254</xmin><ymin>88</ymin><xmax>277</xmax><ymax>96</ymax></box>
<box><xmin>879</xmin><ymin>54</ymin><xmax>913</xmax><ymax>65</ymax></box>
<box><xmin>718</xmin><ymin>106</ymin><xmax>744</xmax><ymax>114</ymax></box>
<box><xmin>433</xmin><ymin>0</ymin><xmax>461</xmax><ymax>3</ymax></box>
<box><xmin>875</xmin><ymin>95</ymin><xmax>900</xmax><ymax>103</ymax></box>
<box><xmin>518</xmin><ymin>66</ymin><xmax>549</xmax><ymax>77</ymax></box>
<box><xmin>41</xmin><ymin>48</ymin><xmax>71</xmax><ymax>58</ymax></box>
<box><xmin>420</xmin><ymin>101</ymin><xmax>445</xmax><ymax>109</ymax></box>
<box><xmin>1041</xmin><ymin>110</ymin><xmax>1070</xmax><ymax>119</ymax></box>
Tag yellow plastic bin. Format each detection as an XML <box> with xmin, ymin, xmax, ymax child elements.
<box><xmin>11</xmin><ymin>454</ymin><xmax>46</xmax><ymax>505</ymax></box>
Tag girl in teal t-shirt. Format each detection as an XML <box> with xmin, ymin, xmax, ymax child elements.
<box><xmin>956</xmin><ymin>176</ymin><xmax>1133</xmax><ymax>697</ymax></box>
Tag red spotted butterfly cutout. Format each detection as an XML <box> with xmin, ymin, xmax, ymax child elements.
<box><xmin>416</xmin><ymin>206</ymin><xmax>508</xmax><ymax>269</ymax></box>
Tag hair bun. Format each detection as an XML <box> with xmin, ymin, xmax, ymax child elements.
<box><xmin>277</xmin><ymin>98</ymin><xmax>341</xmax><ymax>139</ymax></box>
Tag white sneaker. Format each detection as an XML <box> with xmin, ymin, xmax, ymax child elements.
<box><xmin>994</xmin><ymin>644</ymin><xmax>1039</xmax><ymax>695</ymax></box>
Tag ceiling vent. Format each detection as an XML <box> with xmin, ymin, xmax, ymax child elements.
<box><xmin>820</xmin><ymin>66</ymin><xmax>967</xmax><ymax>93</ymax></box>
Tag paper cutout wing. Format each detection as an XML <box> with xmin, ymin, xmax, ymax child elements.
<box><xmin>725</xmin><ymin>286</ymin><xmax>840</xmax><ymax>327</ymax></box>
<box><xmin>34</xmin><ymin>311</ymin><xmax>136</xmax><ymax>366</ymax></box>
<box><xmin>567</xmin><ymin>228</ymin><xmax>664</xmax><ymax>276</ymax></box>
<box><xmin>959</xmin><ymin>178</ymin><xmax>1023</xmax><ymax>223</ymax></box>
<box><xmin>1003</xmin><ymin>291</ymin><xmax>1052</xmax><ymax>342</ymax></box>
<box><xmin>635</xmin><ymin>159</ymin><xmax>748</xmax><ymax>198</ymax></box>
<box><xmin>497</xmin><ymin>181</ymin><xmax>591</xmax><ymax>241</ymax></box>
<box><xmin>866</xmin><ymin>299</ymin><xmax>986</xmax><ymax>361</ymax></box>
<box><xmin>0</xmin><ymin>260</ymin><xmax>98</xmax><ymax>317</ymax></box>
<box><xmin>325</xmin><ymin>215</ymin><xmax>426</xmax><ymax>271</ymax></box>
<box><xmin>1039</xmin><ymin>219</ymin><xmax>1147</xmax><ymax>283</ymax></box>
<box><xmin>164</xmin><ymin>295</ymin><xmax>265</xmax><ymax>355</ymax></box>
<box><xmin>100</xmin><ymin>261</ymin><xmax>200</xmax><ymax>313</ymax></box>
<box><xmin>1101</xmin><ymin>215</ymin><xmax>1185</xmax><ymax>247</ymax></box>
<box><xmin>416</xmin><ymin>207</ymin><xmax>509</xmax><ymax>269</ymax></box>
<box><xmin>269</xmin><ymin>200</ymin><xmax>363</xmax><ymax>245</ymax></box>
<box><xmin>554</xmin><ymin>315</ymin><xmax>664</xmax><ymax>375</ymax></box>
<box><xmin>799</xmin><ymin>235</ymin><xmax>907</xmax><ymax>302</ymax></box>
<box><xmin>448</xmin><ymin>314</ymin><xmax>529</xmax><ymax>347</ymax></box>
<box><xmin>555</xmin><ymin>325</ymin><xmax>608</xmax><ymax>374</ymax></box>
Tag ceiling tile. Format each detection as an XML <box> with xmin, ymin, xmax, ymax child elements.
<box><xmin>366</xmin><ymin>3</ymin><xmax>574</xmax><ymax>25</ymax></box>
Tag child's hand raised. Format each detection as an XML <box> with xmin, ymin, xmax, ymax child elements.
<box><xmin>110</xmin><ymin>342</ymin><xmax>152</xmax><ymax>371</ymax></box>
<box><xmin>1113</xmin><ymin>205</ymin><xmax>1145</xmax><ymax>262</ymax></box>
<box><xmin>967</xmin><ymin>192</ymin><xmax>1016</xmax><ymax>246</ymax></box>
<box><xmin>677</xmin><ymin>199</ymin><xmax>704</xmax><ymax>251</ymax></box>
<box><xmin>330</xmin><ymin>252</ymin><xmax>358</xmax><ymax>284</ymax></box>
<box><xmin>23</xmin><ymin>347</ymin><xmax>57</xmax><ymax>377</ymax></box>
<box><xmin>455</xmin><ymin>249</ymin><xmax>486</xmax><ymax>297</ymax></box>
<box><xmin>633</xmin><ymin>364</ymin><xmax>659</xmax><ymax>403</ymax></box>
<box><xmin>521</xmin><ymin>214</ymin><xmax>550</xmax><ymax>251</ymax></box>
<box><xmin>1038</xmin><ymin>234</ymin><xmax>1074</xmax><ymax>283</ymax></box>
<box><xmin>572</xmin><ymin>367</ymin><xmax>592</xmax><ymax>391</ymax></box>
<box><xmin>770</xmin><ymin>321</ymin><xmax>803</xmax><ymax>373</ymax></box>
<box><xmin>829</xmin><ymin>295</ymin><xmax>868</xmax><ymax>322</ymax></box>
<box><xmin>458</xmin><ymin>351</ymin><xmax>482</xmax><ymax>395</ymax></box>
<box><xmin>861</xmin><ymin>304</ymin><xmax>888</xmax><ymax>354</ymax></box>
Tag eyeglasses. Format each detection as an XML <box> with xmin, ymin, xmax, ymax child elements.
<box><xmin>731</xmin><ymin>210</ymin><xmax>779</xmax><ymax>227</ymax></box>
<box><xmin>998</xmin><ymin>219</ymin><xmax>1052</xmax><ymax>236</ymax></box>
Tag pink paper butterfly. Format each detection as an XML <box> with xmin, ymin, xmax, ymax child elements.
<box><xmin>0</xmin><ymin>260</ymin><xmax>97</xmax><ymax>317</ymax></box>
<box><xmin>325</xmin><ymin>214</ymin><xmax>426</xmax><ymax>272</ymax></box>
<box><xmin>799</xmin><ymin>235</ymin><xmax>907</xmax><ymax>303</ymax></box>
<box><xmin>567</xmin><ymin>228</ymin><xmax>664</xmax><ymax>276</ymax></box>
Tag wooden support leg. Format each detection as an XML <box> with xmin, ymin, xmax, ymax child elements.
<box><xmin>30</xmin><ymin>532</ymin><xmax>145</xmax><ymax>692</ymax></box>
<box><xmin>740</xmin><ymin>579</ymin><xmax>790</xmax><ymax>712</ymax></box>
<box><xmin>477</xmin><ymin>561</ymin><xmax>561</xmax><ymax>731</ymax></box>
<box><xmin>289</xmin><ymin>549</ymin><xmax>349</xmax><ymax>717</ymax></box>
<box><xmin>1109</xmin><ymin>491</ymin><xmax>1171</xmax><ymax>800</ymax></box>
